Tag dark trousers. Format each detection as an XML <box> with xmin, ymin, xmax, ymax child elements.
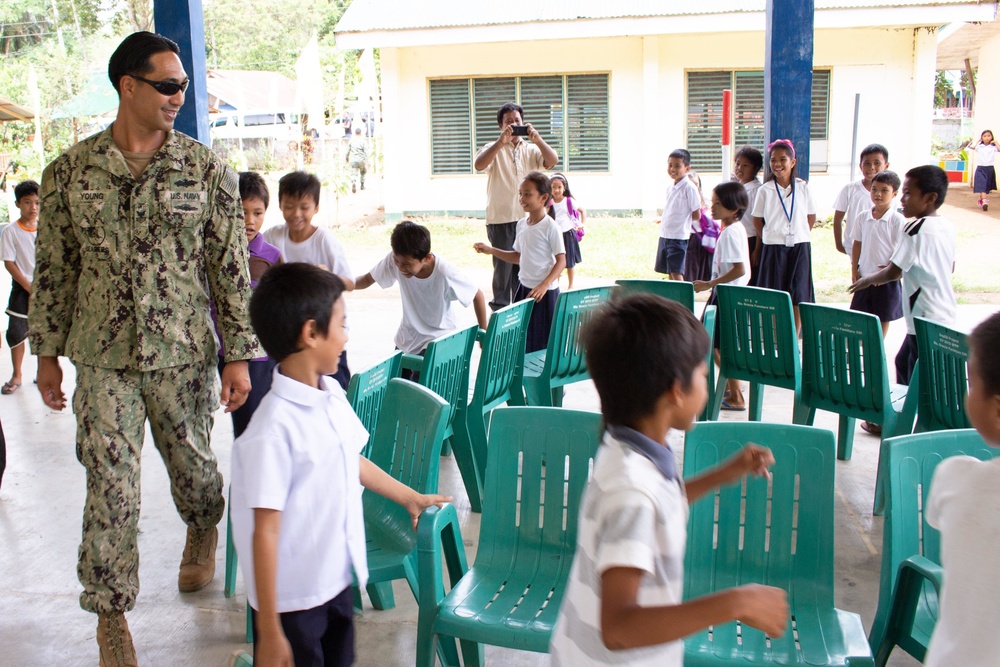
<box><xmin>895</xmin><ymin>333</ymin><xmax>918</xmax><ymax>385</ymax></box>
<box><xmin>252</xmin><ymin>587</ymin><xmax>356</xmax><ymax>667</ymax></box>
<box><xmin>0</xmin><ymin>417</ymin><xmax>6</xmax><ymax>490</ymax></box>
<box><xmin>487</xmin><ymin>221</ymin><xmax>520</xmax><ymax>311</ymax></box>
<box><xmin>218</xmin><ymin>357</ymin><xmax>278</xmax><ymax>438</ymax></box>
<box><xmin>329</xmin><ymin>350</ymin><xmax>351</xmax><ymax>391</ymax></box>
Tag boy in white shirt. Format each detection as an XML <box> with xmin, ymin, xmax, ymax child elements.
<box><xmin>733</xmin><ymin>146</ymin><xmax>763</xmax><ymax>285</ymax></box>
<box><xmin>849</xmin><ymin>165</ymin><xmax>957</xmax><ymax>385</ymax></box>
<box><xmin>355</xmin><ymin>220</ymin><xmax>488</xmax><ymax>356</ymax></box>
<box><xmin>1</xmin><ymin>180</ymin><xmax>39</xmax><ymax>394</ymax></box>
<box><xmin>229</xmin><ymin>263</ymin><xmax>449</xmax><ymax>667</ymax></box>
<box><xmin>654</xmin><ymin>149</ymin><xmax>702</xmax><ymax>281</ymax></box>
<box><xmin>832</xmin><ymin>144</ymin><xmax>889</xmax><ymax>258</ymax></box>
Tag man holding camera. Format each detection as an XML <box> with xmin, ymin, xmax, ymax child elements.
<box><xmin>474</xmin><ymin>102</ymin><xmax>558</xmax><ymax>310</ymax></box>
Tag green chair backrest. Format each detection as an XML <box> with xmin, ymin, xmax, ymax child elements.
<box><xmin>363</xmin><ymin>379</ymin><xmax>451</xmax><ymax>549</ymax></box>
<box><xmin>471</xmin><ymin>299</ymin><xmax>533</xmax><ymax>414</ymax></box>
<box><xmin>541</xmin><ymin>286</ymin><xmax>614</xmax><ymax>391</ymax></box>
<box><xmin>716</xmin><ymin>284</ymin><xmax>800</xmax><ymax>391</ymax></box>
<box><xmin>615</xmin><ymin>279</ymin><xmax>696</xmax><ymax>312</ymax></box>
<box><xmin>870</xmin><ymin>429</ymin><xmax>996</xmax><ymax>648</ymax></box>
<box><xmin>346</xmin><ymin>351</ymin><xmax>402</xmax><ymax>457</ymax></box>
<box><xmin>700</xmin><ymin>304</ymin><xmax>717</xmax><ymax>422</ymax></box>
<box><xmin>417</xmin><ymin>325</ymin><xmax>478</xmax><ymax>431</ymax></box>
<box><xmin>799</xmin><ymin>303</ymin><xmax>893</xmax><ymax>421</ymax></box>
<box><xmin>913</xmin><ymin>317</ymin><xmax>971</xmax><ymax>432</ymax></box>
<box><xmin>476</xmin><ymin>406</ymin><xmax>603</xmax><ymax>582</ymax></box>
<box><xmin>684</xmin><ymin>422</ymin><xmax>837</xmax><ymax>609</ymax></box>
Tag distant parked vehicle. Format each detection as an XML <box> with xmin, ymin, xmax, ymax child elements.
<box><xmin>209</xmin><ymin>111</ymin><xmax>300</xmax><ymax>142</ymax></box>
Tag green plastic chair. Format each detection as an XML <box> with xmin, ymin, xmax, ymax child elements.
<box><xmin>684</xmin><ymin>422</ymin><xmax>874</xmax><ymax>666</ymax></box>
<box><xmin>868</xmin><ymin>429</ymin><xmax>997</xmax><ymax>666</ymax></box>
<box><xmin>516</xmin><ymin>286</ymin><xmax>614</xmax><ymax>407</ymax></box>
<box><xmin>708</xmin><ymin>285</ymin><xmax>802</xmax><ymax>422</ymax></box>
<box><xmin>912</xmin><ymin>316</ymin><xmax>971</xmax><ymax>433</ymax></box>
<box><xmin>615</xmin><ymin>278</ymin><xmax>696</xmax><ymax>311</ymax></box>
<box><xmin>454</xmin><ymin>299</ymin><xmax>533</xmax><ymax>508</ymax></box>
<box><xmin>415</xmin><ymin>407</ymin><xmax>604</xmax><ymax>666</ymax></box>
<box><xmin>701</xmin><ymin>304</ymin><xmax>717</xmax><ymax>422</ymax></box>
<box><xmin>356</xmin><ymin>378</ymin><xmax>451</xmax><ymax>612</ymax></box>
<box><xmin>400</xmin><ymin>325</ymin><xmax>480</xmax><ymax>510</ymax></box>
<box><xmin>346</xmin><ymin>351</ymin><xmax>403</xmax><ymax>458</ymax></box>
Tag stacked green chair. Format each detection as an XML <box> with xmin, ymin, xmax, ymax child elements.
<box><xmin>868</xmin><ymin>429</ymin><xmax>997</xmax><ymax>666</ymax></box>
<box><xmin>684</xmin><ymin>422</ymin><xmax>874</xmax><ymax>666</ymax></box>
<box><xmin>708</xmin><ymin>285</ymin><xmax>801</xmax><ymax>422</ymax></box>
<box><xmin>415</xmin><ymin>407</ymin><xmax>604</xmax><ymax>666</ymax></box>
<box><xmin>400</xmin><ymin>325</ymin><xmax>480</xmax><ymax>510</ymax></box>
<box><xmin>357</xmin><ymin>378</ymin><xmax>451</xmax><ymax>611</ymax></box>
<box><xmin>454</xmin><ymin>299</ymin><xmax>533</xmax><ymax>507</ymax></box>
<box><xmin>793</xmin><ymin>304</ymin><xmax>912</xmax><ymax>513</ymax></box>
<box><xmin>516</xmin><ymin>286</ymin><xmax>614</xmax><ymax>407</ymax></box>
<box><xmin>615</xmin><ymin>278</ymin><xmax>696</xmax><ymax>311</ymax></box>
<box><xmin>911</xmin><ymin>316</ymin><xmax>971</xmax><ymax>433</ymax></box>
<box><xmin>345</xmin><ymin>351</ymin><xmax>403</xmax><ymax>458</ymax></box>
<box><xmin>701</xmin><ymin>304</ymin><xmax>718</xmax><ymax>422</ymax></box>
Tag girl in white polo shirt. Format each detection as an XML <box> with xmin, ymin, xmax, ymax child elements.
<box><xmin>970</xmin><ymin>129</ymin><xmax>997</xmax><ymax>211</ymax></box>
<box><xmin>750</xmin><ymin>139</ymin><xmax>817</xmax><ymax>332</ymax></box>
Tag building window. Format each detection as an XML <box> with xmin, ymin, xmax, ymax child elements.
<box><xmin>429</xmin><ymin>73</ymin><xmax>610</xmax><ymax>175</ymax></box>
<box><xmin>686</xmin><ymin>69</ymin><xmax>831</xmax><ymax>172</ymax></box>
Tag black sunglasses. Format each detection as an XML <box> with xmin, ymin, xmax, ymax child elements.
<box><xmin>130</xmin><ymin>74</ymin><xmax>190</xmax><ymax>96</ymax></box>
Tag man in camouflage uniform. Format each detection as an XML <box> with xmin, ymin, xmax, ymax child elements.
<box><xmin>29</xmin><ymin>32</ymin><xmax>259</xmax><ymax>666</ymax></box>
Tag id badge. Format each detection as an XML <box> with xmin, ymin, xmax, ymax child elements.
<box><xmin>785</xmin><ymin>233</ymin><xmax>795</xmax><ymax>247</ymax></box>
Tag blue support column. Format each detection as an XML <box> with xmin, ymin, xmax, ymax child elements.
<box><xmin>764</xmin><ymin>0</ymin><xmax>814</xmax><ymax>180</ymax></box>
<box><xmin>154</xmin><ymin>0</ymin><xmax>210</xmax><ymax>145</ymax></box>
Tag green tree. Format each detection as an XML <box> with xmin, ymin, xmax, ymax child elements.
<box><xmin>934</xmin><ymin>70</ymin><xmax>950</xmax><ymax>108</ymax></box>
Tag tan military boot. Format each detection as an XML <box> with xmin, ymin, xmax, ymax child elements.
<box><xmin>97</xmin><ymin>612</ymin><xmax>138</xmax><ymax>667</ymax></box>
<box><xmin>178</xmin><ymin>525</ymin><xmax>218</xmax><ymax>592</ymax></box>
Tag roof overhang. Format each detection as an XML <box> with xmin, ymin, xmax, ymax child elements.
<box><xmin>937</xmin><ymin>19</ymin><xmax>1000</xmax><ymax>68</ymax></box>
<box><xmin>0</xmin><ymin>96</ymin><xmax>34</xmax><ymax>122</ymax></box>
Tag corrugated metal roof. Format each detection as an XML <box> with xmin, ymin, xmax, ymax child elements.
<box><xmin>335</xmin><ymin>0</ymin><xmax>993</xmax><ymax>33</ymax></box>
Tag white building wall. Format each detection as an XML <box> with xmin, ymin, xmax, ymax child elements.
<box><xmin>972</xmin><ymin>33</ymin><xmax>1000</xmax><ymax>170</ymax></box>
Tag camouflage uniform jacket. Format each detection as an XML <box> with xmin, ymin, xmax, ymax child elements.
<box><xmin>29</xmin><ymin>126</ymin><xmax>262</xmax><ymax>370</ymax></box>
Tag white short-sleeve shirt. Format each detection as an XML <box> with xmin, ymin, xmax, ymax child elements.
<box><xmin>851</xmin><ymin>207</ymin><xmax>905</xmax><ymax>277</ymax></box>
<box><xmin>924</xmin><ymin>455</ymin><xmax>1000</xmax><ymax>667</ymax></box>
<box><xmin>0</xmin><ymin>222</ymin><xmax>37</xmax><ymax>285</ymax></box>
<box><xmin>659</xmin><ymin>177</ymin><xmax>702</xmax><ymax>240</ymax></box>
<box><xmin>889</xmin><ymin>215</ymin><xmax>957</xmax><ymax>335</ymax></box>
<box><xmin>264</xmin><ymin>226</ymin><xmax>352</xmax><ymax>278</ymax></box>
<box><xmin>833</xmin><ymin>179</ymin><xmax>871</xmax><ymax>252</ymax></box>
<box><xmin>230</xmin><ymin>369</ymin><xmax>370</xmax><ymax>613</ymax></box>
<box><xmin>513</xmin><ymin>214</ymin><xmax>565</xmax><ymax>290</ymax></box>
<box><xmin>369</xmin><ymin>252</ymin><xmax>479</xmax><ymax>354</ymax></box>
<box><xmin>975</xmin><ymin>143</ymin><xmax>997</xmax><ymax>167</ymax></box>
<box><xmin>741</xmin><ymin>178</ymin><xmax>762</xmax><ymax>238</ymax></box>
<box><xmin>551</xmin><ymin>198</ymin><xmax>575</xmax><ymax>233</ymax></box>
<box><xmin>712</xmin><ymin>223</ymin><xmax>750</xmax><ymax>287</ymax></box>
<box><xmin>751</xmin><ymin>178</ymin><xmax>816</xmax><ymax>245</ymax></box>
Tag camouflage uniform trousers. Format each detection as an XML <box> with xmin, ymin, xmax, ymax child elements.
<box><xmin>73</xmin><ymin>361</ymin><xmax>224</xmax><ymax>614</ymax></box>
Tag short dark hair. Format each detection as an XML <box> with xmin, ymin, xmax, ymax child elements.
<box><xmin>390</xmin><ymin>220</ymin><xmax>431</xmax><ymax>260</ymax></box>
<box><xmin>668</xmin><ymin>149</ymin><xmax>691</xmax><ymax>166</ymax></box>
<box><xmin>905</xmin><ymin>165</ymin><xmax>948</xmax><ymax>210</ymax></box>
<box><xmin>14</xmin><ymin>180</ymin><xmax>39</xmax><ymax>202</ymax></box>
<box><xmin>860</xmin><ymin>144</ymin><xmax>889</xmax><ymax>162</ymax></box>
<box><xmin>735</xmin><ymin>145</ymin><xmax>763</xmax><ymax>173</ymax></box>
<box><xmin>523</xmin><ymin>171</ymin><xmax>552</xmax><ymax>198</ymax></box>
<box><xmin>108</xmin><ymin>31</ymin><xmax>180</xmax><ymax>94</ymax></box>
<box><xmin>239</xmin><ymin>171</ymin><xmax>269</xmax><ymax>209</ymax></box>
<box><xmin>583</xmin><ymin>294</ymin><xmax>709</xmax><ymax>427</ymax></box>
<box><xmin>871</xmin><ymin>170</ymin><xmax>901</xmax><ymax>192</ymax></box>
<box><xmin>250</xmin><ymin>263</ymin><xmax>345</xmax><ymax>362</ymax></box>
<box><xmin>496</xmin><ymin>102</ymin><xmax>524</xmax><ymax>127</ymax></box>
<box><xmin>969</xmin><ymin>311</ymin><xmax>1000</xmax><ymax>396</ymax></box>
<box><xmin>713</xmin><ymin>181</ymin><xmax>750</xmax><ymax>221</ymax></box>
<box><xmin>278</xmin><ymin>171</ymin><xmax>321</xmax><ymax>207</ymax></box>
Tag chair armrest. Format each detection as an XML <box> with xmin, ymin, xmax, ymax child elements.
<box><xmin>872</xmin><ymin>554</ymin><xmax>942</xmax><ymax>665</ymax></box>
<box><xmin>401</xmin><ymin>353</ymin><xmax>423</xmax><ymax>372</ymax></box>
<box><xmin>476</xmin><ymin>328</ymin><xmax>487</xmax><ymax>343</ymax></box>
<box><xmin>416</xmin><ymin>503</ymin><xmax>469</xmax><ymax>610</ymax></box>
<box><xmin>896</xmin><ymin>555</ymin><xmax>943</xmax><ymax>592</ymax></box>
<box><xmin>889</xmin><ymin>364</ymin><xmax>919</xmax><ymax>438</ymax></box>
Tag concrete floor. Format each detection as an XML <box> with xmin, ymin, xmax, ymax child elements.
<box><xmin>1</xmin><ymin>266</ymin><xmax>996</xmax><ymax>665</ymax></box>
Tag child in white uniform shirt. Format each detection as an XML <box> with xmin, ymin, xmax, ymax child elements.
<box><xmin>355</xmin><ymin>220</ymin><xmax>488</xmax><ymax>357</ymax></box>
<box><xmin>832</xmin><ymin>144</ymin><xmax>889</xmax><ymax>259</ymax></box>
<box><xmin>654</xmin><ymin>149</ymin><xmax>702</xmax><ymax>281</ymax></box>
<box><xmin>229</xmin><ymin>263</ymin><xmax>449</xmax><ymax>667</ymax></box>
<box><xmin>548</xmin><ymin>173</ymin><xmax>585</xmax><ymax>289</ymax></box>
<box><xmin>733</xmin><ymin>146</ymin><xmax>763</xmax><ymax>285</ymax></box>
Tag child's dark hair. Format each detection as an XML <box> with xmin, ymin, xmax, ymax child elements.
<box><xmin>871</xmin><ymin>170</ymin><xmax>901</xmax><ymax>192</ymax></box>
<box><xmin>523</xmin><ymin>171</ymin><xmax>552</xmax><ymax>198</ymax></box>
<box><xmin>860</xmin><ymin>144</ymin><xmax>889</xmax><ymax>162</ymax></box>
<box><xmin>390</xmin><ymin>220</ymin><xmax>431</xmax><ymax>260</ymax></box>
<box><xmin>250</xmin><ymin>263</ymin><xmax>345</xmax><ymax>362</ymax></box>
<box><xmin>713</xmin><ymin>181</ymin><xmax>749</xmax><ymax>221</ymax></box>
<box><xmin>735</xmin><ymin>145</ymin><xmax>763</xmax><ymax>174</ymax></box>
<box><xmin>583</xmin><ymin>294</ymin><xmax>709</xmax><ymax>426</ymax></box>
<box><xmin>905</xmin><ymin>165</ymin><xmax>949</xmax><ymax>210</ymax></box>
<box><xmin>278</xmin><ymin>171</ymin><xmax>321</xmax><ymax>207</ymax></box>
<box><xmin>668</xmin><ymin>149</ymin><xmax>691</xmax><ymax>167</ymax></box>
<box><xmin>969</xmin><ymin>312</ymin><xmax>1000</xmax><ymax>396</ymax></box>
<box><xmin>108</xmin><ymin>31</ymin><xmax>180</xmax><ymax>94</ymax></box>
<box><xmin>496</xmin><ymin>102</ymin><xmax>524</xmax><ymax>127</ymax></box>
<box><xmin>239</xmin><ymin>172</ymin><xmax>269</xmax><ymax>209</ymax></box>
<box><xmin>764</xmin><ymin>139</ymin><xmax>798</xmax><ymax>184</ymax></box>
<box><xmin>14</xmin><ymin>180</ymin><xmax>39</xmax><ymax>203</ymax></box>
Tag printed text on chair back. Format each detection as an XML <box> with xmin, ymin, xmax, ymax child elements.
<box><xmin>615</xmin><ymin>279</ymin><xmax>696</xmax><ymax>312</ymax></box>
<box><xmin>545</xmin><ymin>286</ymin><xmax>614</xmax><ymax>388</ymax></box>
<box><xmin>475</xmin><ymin>300</ymin><xmax>533</xmax><ymax>412</ymax></box>
<box><xmin>914</xmin><ymin>317</ymin><xmax>971</xmax><ymax>432</ymax></box>
<box><xmin>717</xmin><ymin>285</ymin><xmax>799</xmax><ymax>389</ymax></box>
<box><xmin>419</xmin><ymin>325</ymin><xmax>478</xmax><ymax>428</ymax></box>
<box><xmin>347</xmin><ymin>351</ymin><xmax>402</xmax><ymax>457</ymax></box>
